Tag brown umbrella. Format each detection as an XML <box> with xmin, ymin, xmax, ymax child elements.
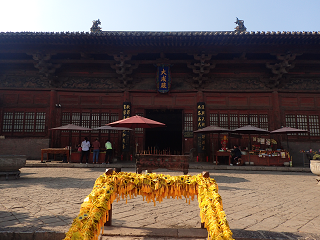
<box><xmin>234</xmin><ymin>125</ymin><xmax>270</xmax><ymax>150</ymax></box>
<box><xmin>194</xmin><ymin>125</ymin><xmax>234</xmax><ymax>154</ymax></box>
<box><xmin>107</xmin><ymin>115</ymin><xmax>166</xmax><ymax>129</ymax></box>
<box><xmin>193</xmin><ymin>125</ymin><xmax>233</xmax><ymax>133</ymax></box>
<box><xmin>50</xmin><ymin>124</ymin><xmax>92</xmax><ymax>131</ymax></box>
<box><xmin>233</xmin><ymin>125</ymin><xmax>270</xmax><ymax>134</ymax></box>
<box><xmin>270</xmin><ymin>127</ymin><xmax>309</xmax><ymax>151</ymax></box>
<box><xmin>49</xmin><ymin>124</ymin><xmax>92</xmax><ymax>151</ymax></box>
<box><xmin>93</xmin><ymin>126</ymin><xmax>132</xmax><ymax>131</ymax></box>
<box><xmin>270</xmin><ymin>127</ymin><xmax>309</xmax><ymax>134</ymax></box>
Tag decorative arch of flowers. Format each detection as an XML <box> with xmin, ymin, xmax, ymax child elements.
<box><xmin>64</xmin><ymin>170</ymin><xmax>234</xmax><ymax>240</ymax></box>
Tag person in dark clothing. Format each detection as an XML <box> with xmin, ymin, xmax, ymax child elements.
<box><xmin>231</xmin><ymin>145</ymin><xmax>242</xmax><ymax>165</ymax></box>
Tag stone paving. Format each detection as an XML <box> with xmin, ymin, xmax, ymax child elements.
<box><xmin>0</xmin><ymin>163</ymin><xmax>319</xmax><ymax>239</ymax></box>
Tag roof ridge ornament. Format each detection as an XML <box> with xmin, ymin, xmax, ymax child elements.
<box><xmin>234</xmin><ymin>17</ymin><xmax>247</xmax><ymax>33</ymax></box>
<box><xmin>90</xmin><ymin>19</ymin><xmax>102</xmax><ymax>33</ymax></box>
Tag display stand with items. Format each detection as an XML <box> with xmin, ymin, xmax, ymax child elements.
<box><xmin>214</xmin><ymin>136</ymin><xmax>291</xmax><ymax>166</ymax></box>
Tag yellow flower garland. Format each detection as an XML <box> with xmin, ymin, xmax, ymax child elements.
<box><xmin>64</xmin><ymin>172</ymin><xmax>234</xmax><ymax>240</ymax></box>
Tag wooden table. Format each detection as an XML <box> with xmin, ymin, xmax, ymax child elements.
<box><xmin>41</xmin><ymin>148</ymin><xmax>70</xmax><ymax>163</ymax></box>
<box><xmin>215</xmin><ymin>151</ymin><xmax>231</xmax><ymax>165</ymax></box>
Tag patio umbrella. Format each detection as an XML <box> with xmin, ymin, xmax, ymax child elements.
<box><xmin>49</xmin><ymin>124</ymin><xmax>92</xmax><ymax>152</ymax></box>
<box><xmin>233</xmin><ymin>125</ymin><xmax>270</xmax><ymax>150</ymax></box>
<box><xmin>233</xmin><ymin>125</ymin><xmax>270</xmax><ymax>135</ymax></box>
<box><xmin>193</xmin><ymin>125</ymin><xmax>233</xmax><ymax>134</ymax></box>
<box><xmin>93</xmin><ymin>126</ymin><xmax>132</xmax><ymax>131</ymax></box>
<box><xmin>108</xmin><ymin>115</ymin><xmax>165</xmax><ymax>154</ymax></box>
<box><xmin>270</xmin><ymin>127</ymin><xmax>309</xmax><ymax>134</ymax></box>
<box><xmin>194</xmin><ymin>125</ymin><xmax>234</xmax><ymax>157</ymax></box>
<box><xmin>270</xmin><ymin>127</ymin><xmax>309</xmax><ymax>151</ymax></box>
<box><xmin>107</xmin><ymin>115</ymin><xmax>166</xmax><ymax>129</ymax></box>
<box><xmin>50</xmin><ymin>124</ymin><xmax>92</xmax><ymax>131</ymax></box>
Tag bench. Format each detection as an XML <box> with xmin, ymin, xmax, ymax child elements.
<box><xmin>135</xmin><ymin>154</ymin><xmax>189</xmax><ymax>174</ymax></box>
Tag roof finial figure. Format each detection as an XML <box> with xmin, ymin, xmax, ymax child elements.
<box><xmin>234</xmin><ymin>17</ymin><xmax>247</xmax><ymax>33</ymax></box>
<box><xmin>90</xmin><ymin>19</ymin><xmax>102</xmax><ymax>33</ymax></box>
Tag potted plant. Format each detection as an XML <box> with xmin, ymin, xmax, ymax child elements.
<box><xmin>310</xmin><ymin>153</ymin><xmax>320</xmax><ymax>185</ymax></box>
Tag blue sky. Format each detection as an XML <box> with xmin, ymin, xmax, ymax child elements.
<box><xmin>1</xmin><ymin>0</ymin><xmax>319</xmax><ymax>32</ymax></box>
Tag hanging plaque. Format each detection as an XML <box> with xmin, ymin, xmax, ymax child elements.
<box><xmin>197</xmin><ymin>102</ymin><xmax>206</xmax><ymax>152</ymax></box>
<box><xmin>156</xmin><ymin>65</ymin><xmax>171</xmax><ymax>93</ymax></box>
<box><xmin>122</xmin><ymin>102</ymin><xmax>131</xmax><ymax>152</ymax></box>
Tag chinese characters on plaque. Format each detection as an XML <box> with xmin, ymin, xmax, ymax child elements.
<box><xmin>156</xmin><ymin>65</ymin><xmax>171</xmax><ymax>93</ymax></box>
<box><xmin>122</xmin><ymin>102</ymin><xmax>131</xmax><ymax>151</ymax></box>
<box><xmin>197</xmin><ymin>102</ymin><xmax>206</xmax><ymax>152</ymax></box>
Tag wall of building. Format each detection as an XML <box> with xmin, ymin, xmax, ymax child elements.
<box><xmin>0</xmin><ymin>138</ymin><xmax>50</xmax><ymax>159</ymax></box>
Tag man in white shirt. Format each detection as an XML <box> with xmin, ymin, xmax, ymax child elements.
<box><xmin>80</xmin><ymin>137</ymin><xmax>90</xmax><ymax>164</ymax></box>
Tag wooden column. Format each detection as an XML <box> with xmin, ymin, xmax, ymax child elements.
<box><xmin>49</xmin><ymin>90</ymin><xmax>56</xmax><ymax>147</ymax></box>
<box><xmin>271</xmin><ymin>91</ymin><xmax>281</xmax><ymax>130</ymax></box>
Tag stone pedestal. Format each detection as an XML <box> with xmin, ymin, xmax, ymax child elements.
<box><xmin>0</xmin><ymin>155</ymin><xmax>26</xmax><ymax>180</ymax></box>
<box><xmin>310</xmin><ymin>160</ymin><xmax>320</xmax><ymax>185</ymax></box>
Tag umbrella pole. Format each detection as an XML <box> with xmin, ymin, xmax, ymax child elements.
<box><xmin>51</xmin><ymin>130</ymin><xmax>54</xmax><ymax>148</ymax></box>
<box><xmin>68</xmin><ymin>130</ymin><xmax>72</xmax><ymax>147</ymax></box>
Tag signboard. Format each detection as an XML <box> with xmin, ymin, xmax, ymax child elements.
<box><xmin>197</xmin><ymin>102</ymin><xmax>205</xmax><ymax>152</ymax></box>
<box><xmin>156</xmin><ymin>65</ymin><xmax>171</xmax><ymax>93</ymax></box>
<box><xmin>122</xmin><ymin>102</ymin><xmax>131</xmax><ymax>151</ymax></box>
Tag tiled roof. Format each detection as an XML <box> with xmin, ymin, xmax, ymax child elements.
<box><xmin>0</xmin><ymin>31</ymin><xmax>320</xmax><ymax>46</ymax></box>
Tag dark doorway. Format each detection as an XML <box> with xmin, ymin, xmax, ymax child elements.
<box><xmin>145</xmin><ymin>109</ymin><xmax>182</xmax><ymax>154</ymax></box>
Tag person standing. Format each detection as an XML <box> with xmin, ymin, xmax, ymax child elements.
<box><xmin>230</xmin><ymin>145</ymin><xmax>242</xmax><ymax>165</ymax></box>
<box><xmin>80</xmin><ymin>137</ymin><xmax>90</xmax><ymax>164</ymax></box>
<box><xmin>105</xmin><ymin>139</ymin><xmax>113</xmax><ymax>164</ymax></box>
<box><xmin>92</xmin><ymin>138</ymin><xmax>100</xmax><ymax>164</ymax></box>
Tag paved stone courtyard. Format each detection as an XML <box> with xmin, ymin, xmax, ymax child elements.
<box><xmin>0</xmin><ymin>166</ymin><xmax>319</xmax><ymax>239</ymax></box>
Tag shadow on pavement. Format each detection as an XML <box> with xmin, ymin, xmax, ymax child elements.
<box><xmin>232</xmin><ymin>228</ymin><xmax>320</xmax><ymax>239</ymax></box>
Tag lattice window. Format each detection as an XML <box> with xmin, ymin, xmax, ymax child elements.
<box><xmin>35</xmin><ymin>113</ymin><xmax>46</xmax><ymax>132</ymax></box>
<box><xmin>101</xmin><ymin>113</ymin><xmax>110</xmax><ymax>126</ymax></box>
<box><xmin>259</xmin><ymin>114</ymin><xmax>269</xmax><ymax>130</ymax></box>
<box><xmin>25</xmin><ymin>113</ymin><xmax>35</xmax><ymax>132</ymax></box>
<box><xmin>209</xmin><ymin>112</ymin><xmax>269</xmax><ymax>130</ymax></box>
<box><xmin>184</xmin><ymin>113</ymin><xmax>193</xmax><ymax>137</ymax></box>
<box><xmin>285</xmin><ymin>114</ymin><xmax>320</xmax><ymax>136</ymax></box>
<box><xmin>100</xmin><ymin>113</ymin><xmax>110</xmax><ymax>133</ymax></box>
<box><xmin>81</xmin><ymin>113</ymin><xmax>90</xmax><ymax>129</ymax></box>
<box><xmin>309</xmin><ymin>115</ymin><xmax>320</xmax><ymax>136</ymax></box>
<box><xmin>110</xmin><ymin>113</ymin><xmax>119</xmax><ymax>133</ymax></box>
<box><xmin>296</xmin><ymin>115</ymin><xmax>308</xmax><ymax>135</ymax></box>
<box><xmin>239</xmin><ymin>114</ymin><xmax>247</xmax><ymax>127</ymax></box>
<box><xmin>2</xmin><ymin>112</ymin><xmax>13</xmax><ymax>132</ymax></box>
<box><xmin>61</xmin><ymin>112</ymin><xmax>119</xmax><ymax>133</ymax></box>
<box><xmin>91</xmin><ymin>113</ymin><xmax>100</xmax><ymax>130</ymax></box>
<box><xmin>13</xmin><ymin>112</ymin><xmax>24</xmax><ymax>132</ymax></box>
<box><xmin>110</xmin><ymin>113</ymin><xmax>119</xmax><ymax>123</ymax></box>
<box><xmin>72</xmin><ymin>113</ymin><xmax>81</xmax><ymax>126</ymax></box>
<box><xmin>249</xmin><ymin>114</ymin><xmax>258</xmax><ymax>127</ymax></box>
<box><xmin>219</xmin><ymin>114</ymin><xmax>228</xmax><ymax>129</ymax></box>
<box><xmin>2</xmin><ymin>111</ymin><xmax>46</xmax><ymax>134</ymax></box>
<box><xmin>62</xmin><ymin>112</ymin><xmax>70</xmax><ymax>126</ymax></box>
<box><xmin>285</xmin><ymin>115</ymin><xmax>296</xmax><ymax>128</ymax></box>
<box><xmin>209</xmin><ymin>113</ymin><xmax>218</xmax><ymax>126</ymax></box>
<box><xmin>229</xmin><ymin>114</ymin><xmax>238</xmax><ymax>130</ymax></box>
